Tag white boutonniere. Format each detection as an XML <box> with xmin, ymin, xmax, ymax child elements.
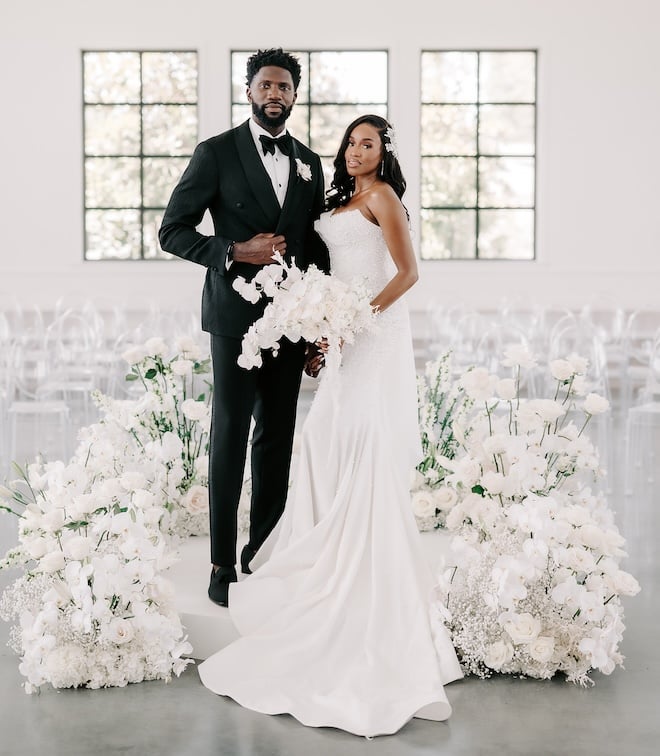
<box><xmin>295</xmin><ymin>158</ymin><xmax>312</xmax><ymax>182</ymax></box>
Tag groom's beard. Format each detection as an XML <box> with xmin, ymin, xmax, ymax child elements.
<box><xmin>252</xmin><ymin>101</ymin><xmax>293</xmax><ymax>129</ymax></box>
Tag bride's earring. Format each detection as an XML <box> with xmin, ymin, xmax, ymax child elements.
<box><xmin>379</xmin><ymin>160</ymin><xmax>384</xmax><ymax>176</ymax></box>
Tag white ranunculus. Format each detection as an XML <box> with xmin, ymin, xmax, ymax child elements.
<box><xmin>481</xmin><ymin>470</ymin><xmax>505</xmax><ymax>495</ymax></box>
<box><xmin>145</xmin><ymin>337</ymin><xmax>168</xmax><ymax>356</ymax></box>
<box><xmin>577</xmin><ymin>524</ymin><xmax>604</xmax><ymax>550</ymax></box>
<box><xmin>528</xmin><ymin>635</ymin><xmax>555</xmax><ymax>663</ymax></box>
<box><xmin>567</xmin><ymin>353</ymin><xmax>589</xmax><ymax>375</ymax></box>
<box><xmin>174</xmin><ymin>335</ymin><xmax>204</xmax><ymax>359</ymax></box>
<box><xmin>571</xmin><ymin>375</ymin><xmax>589</xmax><ymax>396</ymax></box>
<box><xmin>412</xmin><ymin>489</ymin><xmax>436</xmax><ymax>519</ymax></box>
<box><xmin>160</xmin><ymin>431</ymin><xmax>184</xmax><ymax>460</ymax></box>
<box><xmin>583</xmin><ymin>392</ymin><xmax>610</xmax><ymax>415</ymax></box>
<box><xmin>25</xmin><ymin>537</ymin><xmax>49</xmax><ymax>560</ymax></box>
<box><xmin>495</xmin><ymin>378</ymin><xmax>517</xmax><ymax>401</ymax></box>
<box><xmin>549</xmin><ymin>359</ymin><xmax>574</xmax><ymax>381</ymax></box>
<box><xmin>433</xmin><ymin>486</ymin><xmax>457</xmax><ymax>512</ymax></box>
<box><xmin>563</xmin><ymin>547</ymin><xmax>597</xmax><ymax>574</ymax></box>
<box><xmin>484</xmin><ymin>639</ymin><xmax>514</xmax><ymax>670</ymax></box>
<box><xmin>181</xmin><ymin>398</ymin><xmax>208</xmax><ymax>422</ymax></box>
<box><xmin>183</xmin><ymin>485</ymin><xmax>209</xmax><ymax>515</ymax></box>
<box><xmin>122</xmin><ymin>344</ymin><xmax>150</xmax><ymax>365</ymax></box>
<box><xmin>501</xmin><ymin>344</ymin><xmax>537</xmax><ymax>369</ymax></box>
<box><xmin>132</xmin><ymin>489</ymin><xmax>155</xmax><ymax>510</ymax></box>
<box><xmin>500</xmin><ymin>611</ymin><xmax>542</xmax><ymax>645</ymax></box>
<box><xmin>39</xmin><ymin>550</ymin><xmax>66</xmax><ymax>573</ymax></box>
<box><xmin>170</xmin><ymin>358</ymin><xmax>194</xmax><ymax>376</ymax></box>
<box><xmin>460</xmin><ymin>367</ymin><xmax>496</xmax><ymax>401</ymax></box>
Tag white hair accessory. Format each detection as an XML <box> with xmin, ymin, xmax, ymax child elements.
<box><xmin>384</xmin><ymin>126</ymin><xmax>399</xmax><ymax>160</ymax></box>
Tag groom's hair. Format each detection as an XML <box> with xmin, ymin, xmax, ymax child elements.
<box><xmin>245</xmin><ymin>48</ymin><xmax>302</xmax><ymax>91</ymax></box>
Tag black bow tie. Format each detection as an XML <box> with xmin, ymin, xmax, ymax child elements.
<box><xmin>259</xmin><ymin>133</ymin><xmax>293</xmax><ymax>156</ymax></box>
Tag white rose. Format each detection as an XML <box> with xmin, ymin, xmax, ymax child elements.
<box><xmin>481</xmin><ymin>471</ymin><xmax>505</xmax><ymax>495</ymax></box>
<box><xmin>484</xmin><ymin>639</ymin><xmax>514</xmax><ymax>670</ymax></box>
<box><xmin>578</xmin><ymin>524</ymin><xmax>604</xmax><ymax>550</ymax></box>
<box><xmin>181</xmin><ymin>398</ymin><xmax>209</xmax><ymax>422</ymax></box>
<box><xmin>549</xmin><ymin>359</ymin><xmax>575</xmax><ymax>381</ymax></box>
<box><xmin>583</xmin><ymin>393</ymin><xmax>610</xmax><ymax>416</ymax></box>
<box><xmin>460</xmin><ymin>367</ymin><xmax>496</xmax><ymax>401</ymax></box>
<box><xmin>39</xmin><ymin>550</ymin><xmax>66</xmax><ymax>573</ymax></box>
<box><xmin>411</xmin><ymin>489</ymin><xmax>436</xmax><ymax>519</ymax></box>
<box><xmin>121</xmin><ymin>344</ymin><xmax>149</xmax><ymax>365</ymax></box>
<box><xmin>160</xmin><ymin>431</ymin><xmax>184</xmax><ymax>460</ymax></box>
<box><xmin>174</xmin><ymin>336</ymin><xmax>203</xmax><ymax>359</ymax></box>
<box><xmin>432</xmin><ymin>486</ymin><xmax>457</xmax><ymax>512</ymax></box>
<box><xmin>195</xmin><ymin>455</ymin><xmax>209</xmax><ymax>478</ymax></box>
<box><xmin>145</xmin><ymin>337</ymin><xmax>168</xmax><ymax>356</ymax></box>
<box><xmin>132</xmin><ymin>489</ymin><xmax>155</xmax><ymax>510</ymax></box>
<box><xmin>501</xmin><ymin>612</ymin><xmax>542</xmax><ymax>644</ymax></box>
<box><xmin>171</xmin><ymin>359</ymin><xmax>194</xmax><ymax>376</ymax></box>
<box><xmin>571</xmin><ymin>375</ymin><xmax>589</xmax><ymax>396</ymax></box>
<box><xmin>107</xmin><ymin>618</ymin><xmax>135</xmax><ymax>645</ymax></box>
<box><xmin>495</xmin><ymin>378</ymin><xmax>517</xmax><ymax>401</ymax></box>
<box><xmin>567</xmin><ymin>353</ymin><xmax>589</xmax><ymax>374</ymax></box>
<box><xmin>528</xmin><ymin>635</ymin><xmax>555</xmax><ymax>663</ymax></box>
<box><xmin>183</xmin><ymin>485</ymin><xmax>209</xmax><ymax>515</ymax></box>
<box><xmin>502</xmin><ymin>344</ymin><xmax>537</xmax><ymax>369</ymax></box>
<box><xmin>63</xmin><ymin>536</ymin><xmax>92</xmax><ymax>561</ymax></box>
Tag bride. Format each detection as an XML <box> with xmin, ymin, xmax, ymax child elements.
<box><xmin>198</xmin><ymin>114</ymin><xmax>463</xmax><ymax>737</ymax></box>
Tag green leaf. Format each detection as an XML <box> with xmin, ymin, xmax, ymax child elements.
<box><xmin>196</xmin><ymin>393</ymin><xmax>205</xmax><ymax>402</ymax></box>
<box><xmin>144</xmin><ymin>368</ymin><xmax>157</xmax><ymax>380</ymax></box>
<box><xmin>125</xmin><ymin>374</ymin><xmax>139</xmax><ymax>381</ymax></box>
<box><xmin>471</xmin><ymin>484</ymin><xmax>485</xmax><ymax>495</ymax></box>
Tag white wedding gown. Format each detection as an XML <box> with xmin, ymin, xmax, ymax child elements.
<box><xmin>198</xmin><ymin>209</ymin><xmax>463</xmax><ymax>737</ymax></box>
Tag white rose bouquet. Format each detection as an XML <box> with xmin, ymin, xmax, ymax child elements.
<box><xmin>430</xmin><ymin>347</ymin><xmax>640</xmax><ymax>684</ymax></box>
<box><xmin>233</xmin><ymin>253</ymin><xmax>377</xmax><ymax>370</ymax></box>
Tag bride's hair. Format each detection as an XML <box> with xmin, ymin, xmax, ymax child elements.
<box><xmin>325</xmin><ymin>114</ymin><xmax>407</xmax><ymax>213</ymax></box>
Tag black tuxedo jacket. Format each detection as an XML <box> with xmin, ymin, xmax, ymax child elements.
<box><xmin>159</xmin><ymin>120</ymin><xmax>330</xmax><ymax>338</ymax></box>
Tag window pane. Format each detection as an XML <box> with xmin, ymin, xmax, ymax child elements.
<box><xmin>85</xmin><ymin>210</ymin><xmax>141</xmax><ymax>260</ymax></box>
<box><xmin>143</xmin><ymin>210</ymin><xmax>173</xmax><ymax>259</ymax></box>
<box><xmin>310</xmin><ymin>51</ymin><xmax>387</xmax><ymax>103</ymax></box>
<box><xmin>84</xmin><ymin>105</ymin><xmax>141</xmax><ymax>155</ymax></box>
<box><xmin>143</xmin><ymin>105</ymin><xmax>197</xmax><ymax>155</ymax></box>
<box><xmin>232</xmin><ymin>104</ymin><xmax>251</xmax><ymax>128</ymax></box>
<box><xmin>311</xmin><ymin>104</ymin><xmax>387</xmax><ymax>156</ymax></box>
<box><xmin>421</xmin><ymin>157</ymin><xmax>477</xmax><ymax>207</ymax></box>
<box><xmin>480</xmin><ymin>52</ymin><xmax>536</xmax><ymax>102</ymax></box>
<box><xmin>421</xmin><ymin>105</ymin><xmax>477</xmax><ymax>155</ymax></box>
<box><xmin>421</xmin><ymin>210</ymin><xmax>476</xmax><ymax>259</ymax></box>
<box><xmin>85</xmin><ymin>158</ymin><xmax>141</xmax><ymax>207</ymax></box>
<box><xmin>479</xmin><ymin>105</ymin><xmax>535</xmax><ymax>155</ymax></box>
<box><xmin>83</xmin><ymin>52</ymin><xmax>140</xmax><ymax>103</ymax></box>
<box><xmin>143</xmin><ymin>157</ymin><xmax>189</xmax><ymax>207</ymax></box>
<box><xmin>421</xmin><ymin>51</ymin><xmax>478</xmax><ymax>103</ymax></box>
<box><xmin>478</xmin><ymin>209</ymin><xmax>534</xmax><ymax>259</ymax></box>
<box><xmin>287</xmin><ymin>106</ymin><xmax>310</xmax><ymax>145</ymax></box>
<box><xmin>479</xmin><ymin>157</ymin><xmax>535</xmax><ymax>207</ymax></box>
<box><xmin>142</xmin><ymin>52</ymin><xmax>197</xmax><ymax>103</ymax></box>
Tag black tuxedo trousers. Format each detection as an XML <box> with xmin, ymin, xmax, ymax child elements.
<box><xmin>209</xmin><ymin>334</ymin><xmax>306</xmax><ymax>566</ymax></box>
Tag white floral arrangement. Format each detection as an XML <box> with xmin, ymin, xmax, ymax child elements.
<box><xmin>429</xmin><ymin>346</ymin><xmax>640</xmax><ymax>685</ymax></box>
<box><xmin>412</xmin><ymin>351</ymin><xmax>474</xmax><ymax>531</ymax></box>
<box><xmin>232</xmin><ymin>253</ymin><xmax>377</xmax><ymax>371</ymax></box>
<box><xmin>0</xmin><ymin>336</ymin><xmax>212</xmax><ymax>692</ymax></box>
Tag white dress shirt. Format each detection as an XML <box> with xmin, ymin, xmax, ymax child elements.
<box><xmin>248</xmin><ymin>117</ymin><xmax>291</xmax><ymax>207</ymax></box>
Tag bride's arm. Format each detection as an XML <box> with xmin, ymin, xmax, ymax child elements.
<box><xmin>366</xmin><ymin>185</ymin><xmax>418</xmax><ymax>313</ymax></box>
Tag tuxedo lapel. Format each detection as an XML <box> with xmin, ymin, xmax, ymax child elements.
<box><xmin>276</xmin><ymin>142</ymin><xmax>306</xmax><ymax>234</ymax></box>
<box><xmin>234</xmin><ymin>122</ymin><xmax>282</xmax><ymax>225</ymax></box>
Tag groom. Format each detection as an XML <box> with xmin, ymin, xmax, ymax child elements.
<box><xmin>159</xmin><ymin>48</ymin><xmax>329</xmax><ymax>607</ymax></box>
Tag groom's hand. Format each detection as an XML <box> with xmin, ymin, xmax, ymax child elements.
<box><xmin>232</xmin><ymin>233</ymin><xmax>287</xmax><ymax>265</ymax></box>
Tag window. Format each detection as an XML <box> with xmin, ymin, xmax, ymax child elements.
<box><xmin>231</xmin><ymin>50</ymin><xmax>388</xmax><ymax>185</ymax></box>
<box><xmin>420</xmin><ymin>50</ymin><xmax>537</xmax><ymax>260</ymax></box>
<box><xmin>82</xmin><ymin>51</ymin><xmax>198</xmax><ymax>260</ymax></box>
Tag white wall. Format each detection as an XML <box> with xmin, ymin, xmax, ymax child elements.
<box><xmin>1</xmin><ymin>0</ymin><xmax>659</xmax><ymax>321</ymax></box>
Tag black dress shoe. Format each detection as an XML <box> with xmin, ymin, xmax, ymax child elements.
<box><xmin>240</xmin><ymin>545</ymin><xmax>257</xmax><ymax>575</ymax></box>
<box><xmin>208</xmin><ymin>566</ymin><xmax>237</xmax><ymax>607</ymax></box>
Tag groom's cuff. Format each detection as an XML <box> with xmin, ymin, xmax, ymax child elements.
<box><xmin>225</xmin><ymin>241</ymin><xmax>235</xmax><ymax>270</ymax></box>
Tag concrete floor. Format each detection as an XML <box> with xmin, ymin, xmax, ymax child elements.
<box><xmin>0</xmin><ymin>409</ymin><xmax>659</xmax><ymax>755</ymax></box>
